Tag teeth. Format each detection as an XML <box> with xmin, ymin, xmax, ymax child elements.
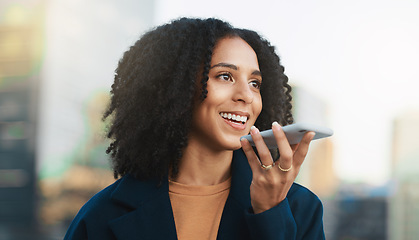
<box><xmin>220</xmin><ymin>112</ymin><xmax>248</xmax><ymax>123</ymax></box>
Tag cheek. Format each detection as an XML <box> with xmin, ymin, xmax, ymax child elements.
<box><xmin>254</xmin><ymin>95</ymin><xmax>263</xmax><ymax>116</ymax></box>
<box><xmin>247</xmin><ymin>97</ymin><xmax>262</xmax><ymax>128</ymax></box>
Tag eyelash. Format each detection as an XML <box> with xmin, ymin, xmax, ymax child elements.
<box><xmin>216</xmin><ymin>72</ymin><xmax>262</xmax><ymax>90</ymax></box>
<box><xmin>217</xmin><ymin>73</ymin><xmax>233</xmax><ymax>82</ymax></box>
<box><xmin>250</xmin><ymin>80</ymin><xmax>262</xmax><ymax>90</ymax></box>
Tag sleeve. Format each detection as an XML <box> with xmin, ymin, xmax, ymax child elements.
<box><xmin>244</xmin><ymin>198</ymin><xmax>297</xmax><ymax>240</ymax></box>
<box><xmin>244</xmin><ymin>186</ymin><xmax>325</xmax><ymax>240</ymax></box>
<box><xmin>293</xmin><ymin>194</ymin><xmax>325</xmax><ymax>240</ymax></box>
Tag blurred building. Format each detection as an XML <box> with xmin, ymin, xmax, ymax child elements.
<box><xmin>36</xmin><ymin>0</ymin><xmax>156</xmax><ymax>236</ymax></box>
<box><xmin>330</xmin><ymin>184</ymin><xmax>388</xmax><ymax>240</ymax></box>
<box><xmin>292</xmin><ymin>86</ymin><xmax>336</xmax><ymax>197</ymax></box>
<box><xmin>291</xmin><ymin>86</ymin><xmax>336</xmax><ymax>239</ymax></box>
<box><xmin>1</xmin><ymin>0</ymin><xmax>156</xmax><ymax>239</ymax></box>
<box><xmin>0</xmin><ymin>0</ymin><xmax>45</xmax><ymax>238</ymax></box>
<box><xmin>292</xmin><ymin>86</ymin><xmax>390</xmax><ymax>239</ymax></box>
<box><xmin>389</xmin><ymin>111</ymin><xmax>419</xmax><ymax>240</ymax></box>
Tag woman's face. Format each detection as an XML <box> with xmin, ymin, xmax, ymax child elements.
<box><xmin>189</xmin><ymin>36</ymin><xmax>263</xmax><ymax>151</ymax></box>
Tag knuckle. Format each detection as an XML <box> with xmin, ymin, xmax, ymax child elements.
<box><xmin>270</xmin><ymin>177</ymin><xmax>282</xmax><ymax>186</ymax></box>
<box><xmin>243</xmin><ymin>147</ymin><xmax>253</xmax><ymax>154</ymax></box>
<box><xmin>303</xmin><ymin>139</ymin><xmax>311</xmax><ymax>146</ymax></box>
<box><xmin>281</xmin><ymin>152</ymin><xmax>293</xmax><ymax>161</ymax></box>
<box><xmin>258</xmin><ymin>151</ymin><xmax>271</xmax><ymax>160</ymax></box>
<box><xmin>275</xmin><ymin>132</ymin><xmax>287</xmax><ymax>142</ymax></box>
<box><xmin>265</xmin><ymin>178</ymin><xmax>277</xmax><ymax>188</ymax></box>
<box><xmin>254</xmin><ymin>175</ymin><xmax>268</xmax><ymax>185</ymax></box>
<box><xmin>279</xmin><ymin>178</ymin><xmax>288</xmax><ymax>185</ymax></box>
<box><xmin>296</xmin><ymin>150</ymin><xmax>308</xmax><ymax>159</ymax></box>
<box><xmin>252</xmin><ymin>133</ymin><xmax>263</xmax><ymax>141</ymax></box>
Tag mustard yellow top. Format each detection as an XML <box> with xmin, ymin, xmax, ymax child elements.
<box><xmin>168</xmin><ymin>178</ymin><xmax>231</xmax><ymax>240</ymax></box>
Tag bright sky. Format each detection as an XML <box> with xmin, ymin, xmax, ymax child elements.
<box><xmin>154</xmin><ymin>0</ymin><xmax>419</xmax><ymax>185</ymax></box>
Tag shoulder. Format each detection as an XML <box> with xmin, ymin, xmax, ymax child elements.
<box><xmin>287</xmin><ymin>183</ymin><xmax>325</xmax><ymax>239</ymax></box>
<box><xmin>288</xmin><ymin>183</ymin><xmax>322</xmax><ymax>204</ymax></box>
<box><xmin>287</xmin><ymin>182</ymin><xmax>323</xmax><ymax>214</ymax></box>
<box><xmin>64</xmin><ymin>175</ymin><xmax>166</xmax><ymax>239</ymax></box>
<box><xmin>63</xmin><ymin>178</ymin><xmax>127</xmax><ymax>239</ymax></box>
<box><xmin>80</xmin><ymin>178</ymin><xmax>125</xmax><ymax>215</ymax></box>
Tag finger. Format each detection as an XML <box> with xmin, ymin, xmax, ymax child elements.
<box><xmin>272</xmin><ymin>122</ymin><xmax>293</xmax><ymax>169</ymax></box>
<box><xmin>291</xmin><ymin>144</ymin><xmax>299</xmax><ymax>152</ymax></box>
<box><xmin>293</xmin><ymin>131</ymin><xmax>315</xmax><ymax>166</ymax></box>
<box><xmin>240</xmin><ymin>138</ymin><xmax>263</xmax><ymax>173</ymax></box>
<box><xmin>249</xmin><ymin>126</ymin><xmax>274</xmax><ymax>167</ymax></box>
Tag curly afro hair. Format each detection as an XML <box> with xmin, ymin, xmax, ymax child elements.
<box><xmin>103</xmin><ymin>18</ymin><xmax>293</xmax><ymax>180</ymax></box>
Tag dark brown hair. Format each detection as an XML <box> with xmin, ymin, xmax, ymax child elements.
<box><xmin>103</xmin><ymin>18</ymin><xmax>293</xmax><ymax>180</ymax></box>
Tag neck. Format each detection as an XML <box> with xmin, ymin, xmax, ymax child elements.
<box><xmin>172</xmin><ymin>140</ymin><xmax>233</xmax><ymax>186</ymax></box>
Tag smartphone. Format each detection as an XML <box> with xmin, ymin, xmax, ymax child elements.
<box><xmin>240</xmin><ymin>122</ymin><xmax>334</xmax><ymax>149</ymax></box>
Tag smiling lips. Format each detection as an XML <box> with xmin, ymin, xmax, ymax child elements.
<box><xmin>219</xmin><ymin>112</ymin><xmax>248</xmax><ymax>126</ymax></box>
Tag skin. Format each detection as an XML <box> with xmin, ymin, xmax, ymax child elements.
<box><xmin>175</xmin><ymin>36</ymin><xmax>315</xmax><ymax>214</ymax></box>
<box><xmin>241</xmin><ymin>124</ymin><xmax>314</xmax><ymax>214</ymax></box>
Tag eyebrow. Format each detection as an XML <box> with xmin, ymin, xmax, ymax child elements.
<box><xmin>210</xmin><ymin>62</ymin><xmax>238</xmax><ymax>70</ymax></box>
<box><xmin>210</xmin><ymin>62</ymin><xmax>262</xmax><ymax>77</ymax></box>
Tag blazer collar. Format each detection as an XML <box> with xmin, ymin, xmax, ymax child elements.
<box><xmin>217</xmin><ymin>149</ymin><xmax>253</xmax><ymax>239</ymax></box>
<box><xmin>229</xmin><ymin>149</ymin><xmax>252</xmax><ymax>206</ymax></box>
<box><xmin>110</xmin><ymin>174</ymin><xmax>167</xmax><ymax>209</ymax></box>
<box><xmin>108</xmin><ymin>149</ymin><xmax>252</xmax><ymax>240</ymax></box>
<box><xmin>109</xmin><ymin>175</ymin><xmax>177</xmax><ymax>239</ymax></box>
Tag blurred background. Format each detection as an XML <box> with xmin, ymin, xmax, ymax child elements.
<box><xmin>1</xmin><ymin>0</ymin><xmax>418</xmax><ymax>239</ymax></box>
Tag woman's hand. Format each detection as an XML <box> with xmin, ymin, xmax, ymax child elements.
<box><xmin>240</xmin><ymin>121</ymin><xmax>315</xmax><ymax>214</ymax></box>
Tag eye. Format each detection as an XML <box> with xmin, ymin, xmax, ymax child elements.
<box><xmin>217</xmin><ymin>73</ymin><xmax>233</xmax><ymax>82</ymax></box>
<box><xmin>249</xmin><ymin>79</ymin><xmax>262</xmax><ymax>90</ymax></box>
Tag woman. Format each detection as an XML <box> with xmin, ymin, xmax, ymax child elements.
<box><xmin>64</xmin><ymin>17</ymin><xmax>325</xmax><ymax>240</ymax></box>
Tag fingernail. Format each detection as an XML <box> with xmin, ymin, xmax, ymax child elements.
<box><xmin>272</xmin><ymin>121</ymin><xmax>281</xmax><ymax>130</ymax></box>
<box><xmin>250</xmin><ymin>126</ymin><xmax>259</xmax><ymax>135</ymax></box>
<box><xmin>309</xmin><ymin>131</ymin><xmax>316</xmax><ymax>140</ymax></box>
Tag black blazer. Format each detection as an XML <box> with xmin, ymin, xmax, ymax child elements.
<box><xmin>64</xmin><ymin>150</ymin><xmax>325</xmax><ymax>240</ymax></box>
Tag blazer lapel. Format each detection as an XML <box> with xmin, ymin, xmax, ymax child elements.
<box><xmin>108</xmin><ymin>175</ymin><xmax>177</xmax><ymax>240</ymax></box>
<box><xmin>217</xmin><ymin>149</ymin><xmax>253</xmax><ymax>240</ymax></box>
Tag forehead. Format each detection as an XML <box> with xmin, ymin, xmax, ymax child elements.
<box><xmin>211</xmin><ymin>37</ymin><xmax>259</xmax><ymax>69</ymax></box>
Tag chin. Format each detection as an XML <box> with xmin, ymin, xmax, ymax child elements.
<box><xmin>218</xmin><ymin>134</ymin><xmax>247</xmax><ymax>151</ymax></box>
<box><xmin>225</xmin><ymin>140</ymin><xmax>243</xmax><ymax>151</ymax></box>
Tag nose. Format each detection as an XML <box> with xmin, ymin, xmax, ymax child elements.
<box><xmin>233</xmin><ymin>78</ymin><xmax>254</xmax><ymax>104</ymax></box>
